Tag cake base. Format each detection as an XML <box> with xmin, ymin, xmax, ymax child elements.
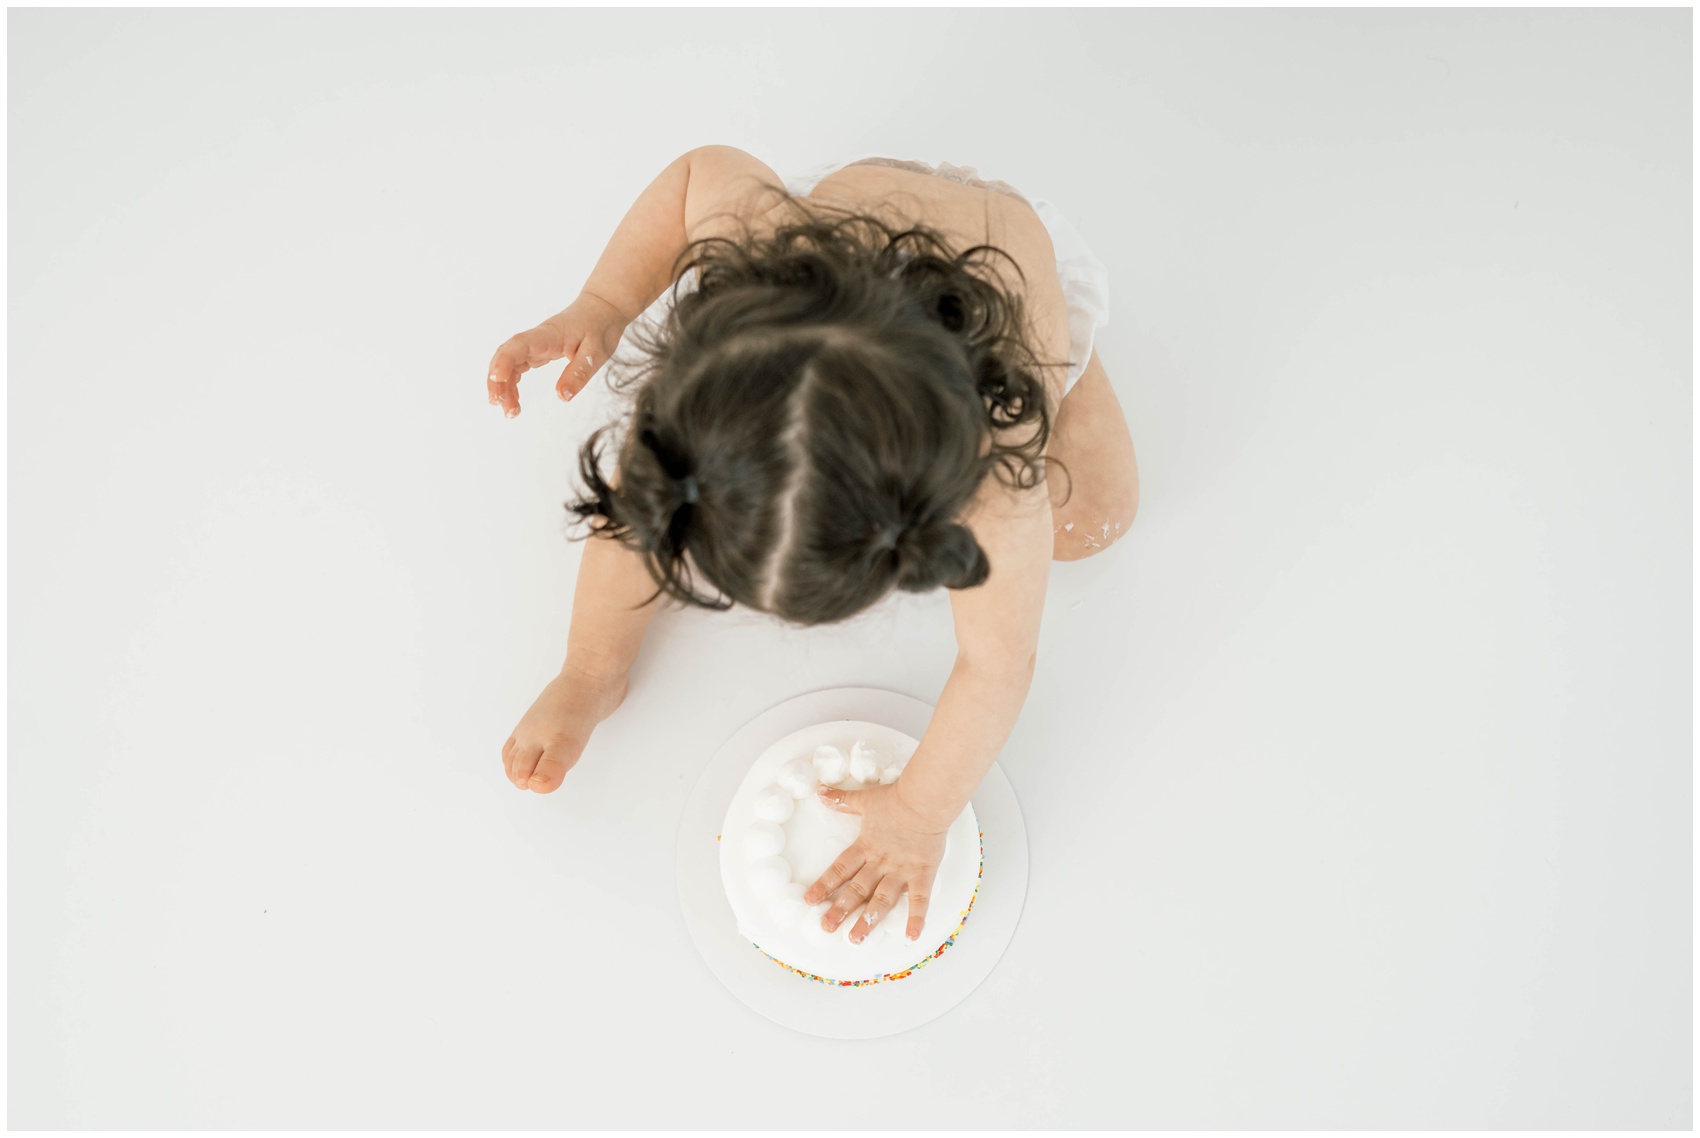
<box><xmin>675</xmin><ymin>687</ymin><xmax>1029</xmax><ymax>1039</ymax></box>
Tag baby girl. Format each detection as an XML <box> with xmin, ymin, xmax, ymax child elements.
<box><xmin>484</xmin><ymin>146</ymin><xmax>1139</xmax><ymax>945</ymax></box>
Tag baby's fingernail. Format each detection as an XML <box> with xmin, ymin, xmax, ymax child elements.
<box><xmin>505</xmin><ymin>407</ymin><xmax>518</xmax><ymax>419</ymax></box>
<box><xmin>850</xmin><ymin>933</ymin><xmax>863</xmax><ymax>944</ymax></box>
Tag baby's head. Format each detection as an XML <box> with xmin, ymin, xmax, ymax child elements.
<box><xmin>567</xmin><ymin>194</ymin><xmax>1060</xmax><ymax>625</ymax></box>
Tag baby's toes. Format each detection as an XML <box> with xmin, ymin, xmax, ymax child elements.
<box><xmin>509</xmin><ymin>746</ymin><xmax>543</xmax><ymax>790</ymax></box>
<box><xmin>526</xmin><ymin>742</ymin><xmax>581</xmax><ymax>794</ymax></box>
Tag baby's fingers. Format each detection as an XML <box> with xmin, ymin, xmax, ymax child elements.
<box><xmin>486</xmin><ymin>336</ymin><xmax>536</xmax><ymax>388</ymax></box>
<box><xmin>487</xmin><ymin>329</ymin><xmax>566</xmax><ymax>417</ymax></box>
<box><xmin>848</xmin><ymin>875</ymin><xmax>900</xmax><ymax>945</ymax></box>
<box><xmin>555</xmin><ymin>345</ymin><xmax>600</xmax><ymax>402</ymax></box>
<box><xmin>487</xmin><ymin>343</ymin><xmax>529</xmax><ymax>418</ymax></box>
<box><xmin>905</xmin><ymin>879</ymin><xmax>932</xmax><ymax>942</ymax></box>
<box><xmin>822</xmin><ymin>863</ymin><xmax>882</xmax><ymax>934</ymax></box>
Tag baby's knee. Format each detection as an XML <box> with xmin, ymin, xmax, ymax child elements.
<box><xmin>1051</xmin><ymin>484</ymin><xmax>1138</xmax><ymax>561</ymax></box>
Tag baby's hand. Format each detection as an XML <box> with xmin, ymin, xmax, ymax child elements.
<box><xmin>805</xmin><ymin>783</ymin><xmax>950</xmax><ymax>943</ymax></box>
<box><xmin>485</xmin><ymin>292</ymin><xmax>630</xmax><ymax>418</ymax></box>
<box><xmin>502</xmin><ymin>664</ymin><xmax>628</xmax><ymax>793</ymax></box>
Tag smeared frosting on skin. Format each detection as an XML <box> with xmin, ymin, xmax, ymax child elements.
<box><xmin>775</xmin><ymin>756</ymin><xmax>816</xmax><ymax>798</ymax></box>
<box><xmin>839</xmin><ymin>903</ymin><xmax>870</xmax><ymax>946</ymax></box>
<box><xmin>753</xmin><ymin>785</ymin><xmax>795</xmax><ymax>823</ymax></box>
<box><xmin>743</xmin><ymin>821</ymin><xmax>785</xmax><ymax>858</ymax></box>
<box><xmin>747</xmin><ymin>856</ymin><xmax>791</xmax><ymax>895</ymax></box>
<box><xmin>812</xmin><ymin>744</ymin><xmax>849</xmax><ymax>785</ymax></box>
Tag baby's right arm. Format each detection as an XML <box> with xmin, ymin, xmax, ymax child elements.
<box><xmin>486</xmin><ymin>146</ymin><xmax>785</xmax><ymax>418</ymax></box>
<box><xmin>581</xmin><ymin>144</ymin><xmax>787</xmax><ymax>322</ymax></box>
<box><xmin>495</xmin><ymin>147</ymin><xmax>787</xmax><ymax>791</ymax></box>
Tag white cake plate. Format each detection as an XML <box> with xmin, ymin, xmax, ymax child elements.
<box><xmin>675</xmin><ymin>686</ymin><xmax>1029</xmax><ymax>1039</ymax></box>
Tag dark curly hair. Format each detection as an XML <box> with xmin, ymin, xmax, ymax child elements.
<box><xmin>565</xmin><ymin>184</ymin><xmax>1071</xmax><ymax>625</ymax></box>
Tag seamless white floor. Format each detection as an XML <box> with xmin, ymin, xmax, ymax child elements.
<box><xmin>7</xmin><ymin>8</ymin><xmax>1691</xmax><ymax>1130</ymax></box>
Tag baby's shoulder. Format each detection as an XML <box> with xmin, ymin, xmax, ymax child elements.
<box><xmin>684</xmin><ymin>151</ymin><xmax>1071</xmax><ymax>407</ymax></box>
<box><xmin>789</xmin><ymin>168</ymin><xmax>1071</xmax><ymax>404</ymax></box>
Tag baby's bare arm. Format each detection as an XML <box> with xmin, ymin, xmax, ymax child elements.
<box><xmin>564</xmin><ymin>529</ymin><xmax>664</xmax><ymax>682</ymax></box>
<box><xmin>892</xmin><ymin>482</ymin><xmax>1053</xmax><ymax>827</ymax></box>
<box><xmin>580</xmin><ymin>145</ymin><xmax>786</xmax><ymax>321</ymax></box>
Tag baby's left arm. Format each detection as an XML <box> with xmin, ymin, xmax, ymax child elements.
<box><xmin>896</xmin><ymin>482</ymin><xmax>1052</xmax><ymax>828</ymax></box>
<box><xmin>803</xmin><ymin>479</ymin><xmax>1053</xmax><ymax>943</ymax></box>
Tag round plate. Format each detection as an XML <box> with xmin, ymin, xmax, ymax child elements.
<box><xmin>675</xmin><ymin>687</ymin><xmax>1029</xmax><ymax>1039</ymax></box>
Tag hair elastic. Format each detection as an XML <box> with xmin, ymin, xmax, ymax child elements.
<box><xmin>680</xmin><ymin>475</ymin><xmax>700</xmax><ymax>505</ymax></box>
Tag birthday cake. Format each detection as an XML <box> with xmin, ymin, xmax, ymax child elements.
<box><xmin>717</xmin><ymin>719</ymin><xmax>982</xmax><ymax>986</ymax></box>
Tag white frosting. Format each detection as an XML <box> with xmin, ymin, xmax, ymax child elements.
<box><xmin>718</xmin><ymin>720</ymin><xmax>978</xmax><ymax>983</ymax></box>
<box><xmin>752</xmin><ymin>786</ymin><xmax>795</xmax><ymax>824</ymax></box>
<box><xmin>798</xmin><ymin>910</ymin><xmax>838</xmax><ymax>946</ymax></box>
<box><xmin>812</xmin><ymin>744</ymin><xmax>849</xmax><ymax>785</ymax></box>
<box><xmin>775</xmin><ymin>756</ymin><xmax>816</xmax><ymax>798</ymax></box>
<box><xmin>848</xmin><ymin>739</ymin><xmax>882</xmax><ymax>784</ymax></box>
<box><xmin>747</xmin><ymin>855</ymin><xmax>790</xmax><ymax>895</ymax></box>
<box><xmin>743</xmin><ymin>821</ymin><xmax>785</xmax><ymax>858</ymax></box>
<box><xmin>766</xmin><ymin>882</ymin><xmax>808</xmax><ymax>927</ymax></box>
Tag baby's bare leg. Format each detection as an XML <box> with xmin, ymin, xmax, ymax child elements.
<box><xmin>503</xmin><ymin>534</ymin><xmax>663</xmax><ymax>792</ymax></box>
<box><xmin>1048</xmin><ymin>347</ymin><xmax>1140</xmax><ymax>561</ymax></box>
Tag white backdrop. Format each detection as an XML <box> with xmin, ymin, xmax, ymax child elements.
<box><xmin>6</xmin><ymin>7</ymin><xmax>1690</xmax><ymax>1129</ymax></box>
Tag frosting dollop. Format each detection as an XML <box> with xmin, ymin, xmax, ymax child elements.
<box><xmin>766</xmin><ymin>882</ymin><xmax>808</xmax><ymax>927</ymax></box>
<box><xmin>752</xmin><ymin>785</ymin><xmax>795</xmax><ymax>823</ymax></box>
<box><xmin>848</xmin><ymin>739</ymin><xmax>882</xmax><ymax>784</ymax></box>
<box><xmin>775</xmin><ymin>756</ymin><xmax>816</xmax><ymax>798</ymax></box>
<box><xmin>747</xmin><ymin>855</ymin><xmax>791</xmax><ymax>895</ymax></box>
<box><xmin>743</xmin><ymin>821</ymin><xmax>785</xmax><ymax>859</ymax></box>
<box><xmin>812</xmin><ymin>744</ymin><xmax>849</xmax><ymax>785</ymax></box>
